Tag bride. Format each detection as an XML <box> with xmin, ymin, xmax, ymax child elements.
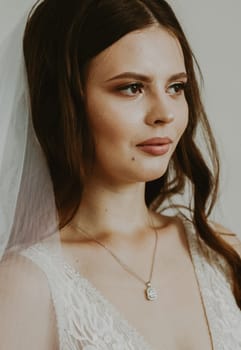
<box><xmin>0</xmin><ymin>1</ymin><xmax>240</xmax><ymax>349</ymax></box>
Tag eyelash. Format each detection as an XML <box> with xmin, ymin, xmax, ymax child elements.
<box><xmin>166</xmin><ymin>82</ymin><xmax>187</xmax><ymax>96</ymax></box>
<box><xmin>117</xmin><ymin>81</ymin><xmax>187</xmax><ymax>97</ymax></box>
<box><xmin>117</xmin><ymin>82</ymin><xmax>144</xmax><ymax>96</ymax></box>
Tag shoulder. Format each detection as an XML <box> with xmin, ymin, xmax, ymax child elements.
<box><xmin>0</xmin><ymin>253</ymin><xmax>58</xmax><ymax>349</ymax></box>
<box><xmin>210</xmin><ymin>221</ymin><xmax>241</xmax><ymax>258</ymax></box>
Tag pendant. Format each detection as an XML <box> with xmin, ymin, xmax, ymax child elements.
<box><xmin>145</xmin><ymin>282</ymin><xmax>158</xmax><ymax>301</ymax></box>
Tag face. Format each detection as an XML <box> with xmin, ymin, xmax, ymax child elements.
<box><xmin>83</xmin><ymin>25</ymin><xmax>188</xmax><ymax>184</ymax></box>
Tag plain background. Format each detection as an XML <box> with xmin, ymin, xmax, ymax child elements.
<box><xmin>0</xmin><ymin>0</ymin><xmax>240</xmax><ymax>237</ymax></box>
<box><xmin>168</xmin><ymin>0</ymin><xmax>241</xmax><ymax>237</ymax></box>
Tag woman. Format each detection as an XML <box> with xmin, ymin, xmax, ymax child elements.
<box><xmin>0</xmin><ymin>0</ymin><xmax>240</xmax><ymax>349</ymax></box>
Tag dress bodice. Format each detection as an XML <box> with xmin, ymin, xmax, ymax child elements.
<box><xmin>21</xmin><ymin>219</ymin><xmax>241</xmax><ymax>349</ymax></box>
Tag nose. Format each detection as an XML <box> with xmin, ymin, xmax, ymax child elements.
<box><xmin>145</xmin><ymin>94</ymin><xmax>174</xmax><ymax>126</ymax></box>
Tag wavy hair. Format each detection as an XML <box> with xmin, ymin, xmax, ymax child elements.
<box><xmin>23</xmin><ymin>0</ymin><xmax>241</xmax><ymax>308</ymax></box>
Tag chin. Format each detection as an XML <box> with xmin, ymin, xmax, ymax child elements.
<box><xmin>136</xmin><ymin>164</ymin><xmax>169</xmax><ymax>183</ymax></box>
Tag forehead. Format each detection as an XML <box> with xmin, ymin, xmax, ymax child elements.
<box><xmin>86</xmin><ymin>25</ymin><xmax>186</xmax><ymax>81</ymax></box>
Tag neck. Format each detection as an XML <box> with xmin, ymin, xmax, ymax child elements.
<box><xmin>70</xmin><ymin>179</ymin><xmax>152</xmax><ymax>241</ymax></box>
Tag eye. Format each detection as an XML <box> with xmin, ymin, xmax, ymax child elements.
<box><xmin>118</xmin><ymin>82</ymin><xmax>144</xmax><ymax>96</ymax></box>
<box><xmin>166</xmin><ymin>82</ymin><xmax>187</xmax><ymax>96</ymax></box>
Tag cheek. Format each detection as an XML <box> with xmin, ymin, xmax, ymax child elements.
<box><xmin>175</xmin><ymin>101</ymin><xmax>189</xmax><ymax>138</ymax></box>
<box><xmin>86</xmin><ymin>96</ymin><xmax>113</xmax><ymax>139</ymax></box>
<box><xmin>85</xmin><ymin>93</ymin><xmax>137</xmax><ymax>146</ymax></box>
<box><xmin>89</xmin><ymin>110</ymin><xmax>127</xmax><ymax>146</ymax></box>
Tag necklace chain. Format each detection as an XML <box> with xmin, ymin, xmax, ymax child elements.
<box><xmin>70</xmin><ymin>215</ymin><xmax>159</xmax><ymax>301</ymax></box>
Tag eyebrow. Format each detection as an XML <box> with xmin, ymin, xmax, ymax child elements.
<box><xmin>105</xmin><ymin>71</ymin><xmax>188</xmax><ymax>83</ymax></box>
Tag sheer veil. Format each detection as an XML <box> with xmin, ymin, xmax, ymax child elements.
<box><xmin>0</xmin><ymin>2</ymin><xmax>61</xmax><ymax>347</ymax></box>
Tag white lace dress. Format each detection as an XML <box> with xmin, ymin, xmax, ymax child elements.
<box><xmin>21</xmin><ymin>220</ymin><xmax>241</xmax><ymax>350</ymax></box>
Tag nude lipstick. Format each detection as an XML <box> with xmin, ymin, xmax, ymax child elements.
<box><xmin>136</xmin><ymin>137</ymin><xmax>172</xmax><ymax>156</ymax></box>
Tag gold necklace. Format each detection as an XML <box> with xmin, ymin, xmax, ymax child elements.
<box><xmin>70</xmin><ymin>218</ymin><xmax>159</xmax><ymax>301</ymax></box>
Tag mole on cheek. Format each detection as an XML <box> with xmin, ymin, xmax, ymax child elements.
<box><xmin>131</xmin><ymin>157</ymin><xmax>136</xmax><ymax>161</ymax></box>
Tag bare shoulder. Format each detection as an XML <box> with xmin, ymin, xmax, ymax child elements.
<box><xmin>0</xmin><ymin>253</ymin><xmax>58</xmax><ymax>349</ymax></box>
<box><xmin>210</xmin><ymin>221</ymin><xmax>241</xmax><ymax>257</ymax></box>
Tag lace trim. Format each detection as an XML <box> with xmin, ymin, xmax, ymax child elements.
<box><xmin>182</xmin><ymin>219</ymin><xmax>241</xmax><ymax>350</ymax></box>
<box><xmin>63</xmin><ymin>261</ymin><xmax>152</xmax><ymax>349</ymax></box>
<box><xmin>22</xmin><ymin>243</ymin><xmax>152</xmax><ymax>349</ymax></box>
<box><xmin>21</xmin><ymin>219</ymin><xmax>241</xmax><ymax>350</ymax></box>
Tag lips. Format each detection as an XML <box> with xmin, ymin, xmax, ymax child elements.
<box><xmin>136</xmin><ymin>137</ymin><xmax>172</xmax><ymax>156</ymax></box>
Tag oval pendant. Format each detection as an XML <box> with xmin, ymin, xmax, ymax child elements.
<box><xmin>145</xmin><ymin>282</ymin><xmax>158</xmax><ymax>301</ymax></box>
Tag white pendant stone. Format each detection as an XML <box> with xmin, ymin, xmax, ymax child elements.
<box><xmin>145</xmin><ymin>282</ymin><xmax>157</xmax><ymax>301</ymax></box>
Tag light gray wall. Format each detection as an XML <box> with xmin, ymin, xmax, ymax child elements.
<box><xmin>1</xmin><ymin>0</ymin><xmax>240</xmax><ymax>236</ymax></box>
<box><xmin>168</xmin><ymin>0</ymin><xmax>241</xmax><ymax>236</ymax></box>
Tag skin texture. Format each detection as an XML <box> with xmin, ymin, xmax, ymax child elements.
<box><xmin>60</xmin><ymin>25</ymin><xmax>240</xmax><ymax>350</ymax></box>
<box><xmin>1</xmin><ymin>20</ymin><xmax>240</xmax><ymax>350</ymax></box>
<box><xmin>83</xmin><ymin>25</ymin><xmax>188</xmax><ymax>186</ymax></box>
<box><xmin>64</xmin><ymin>25</ymin><xmax>189</xmax><ymax>241</ymax></box>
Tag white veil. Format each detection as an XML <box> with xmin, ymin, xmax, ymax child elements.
<box><xmin>0</xmin><ymin>2</ymin><xmax>60</xmax><ymax>257</ymax></box>
<box><xmin>0</xmin><ymin>2</ymin><xmax>61</xmax><ymax>348</ymax></box>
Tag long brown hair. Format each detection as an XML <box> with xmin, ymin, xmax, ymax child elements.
<box><xmin>23</xmin><ymin>0</ymin><xmax>241</xmax><ymax>308</ymax></box>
